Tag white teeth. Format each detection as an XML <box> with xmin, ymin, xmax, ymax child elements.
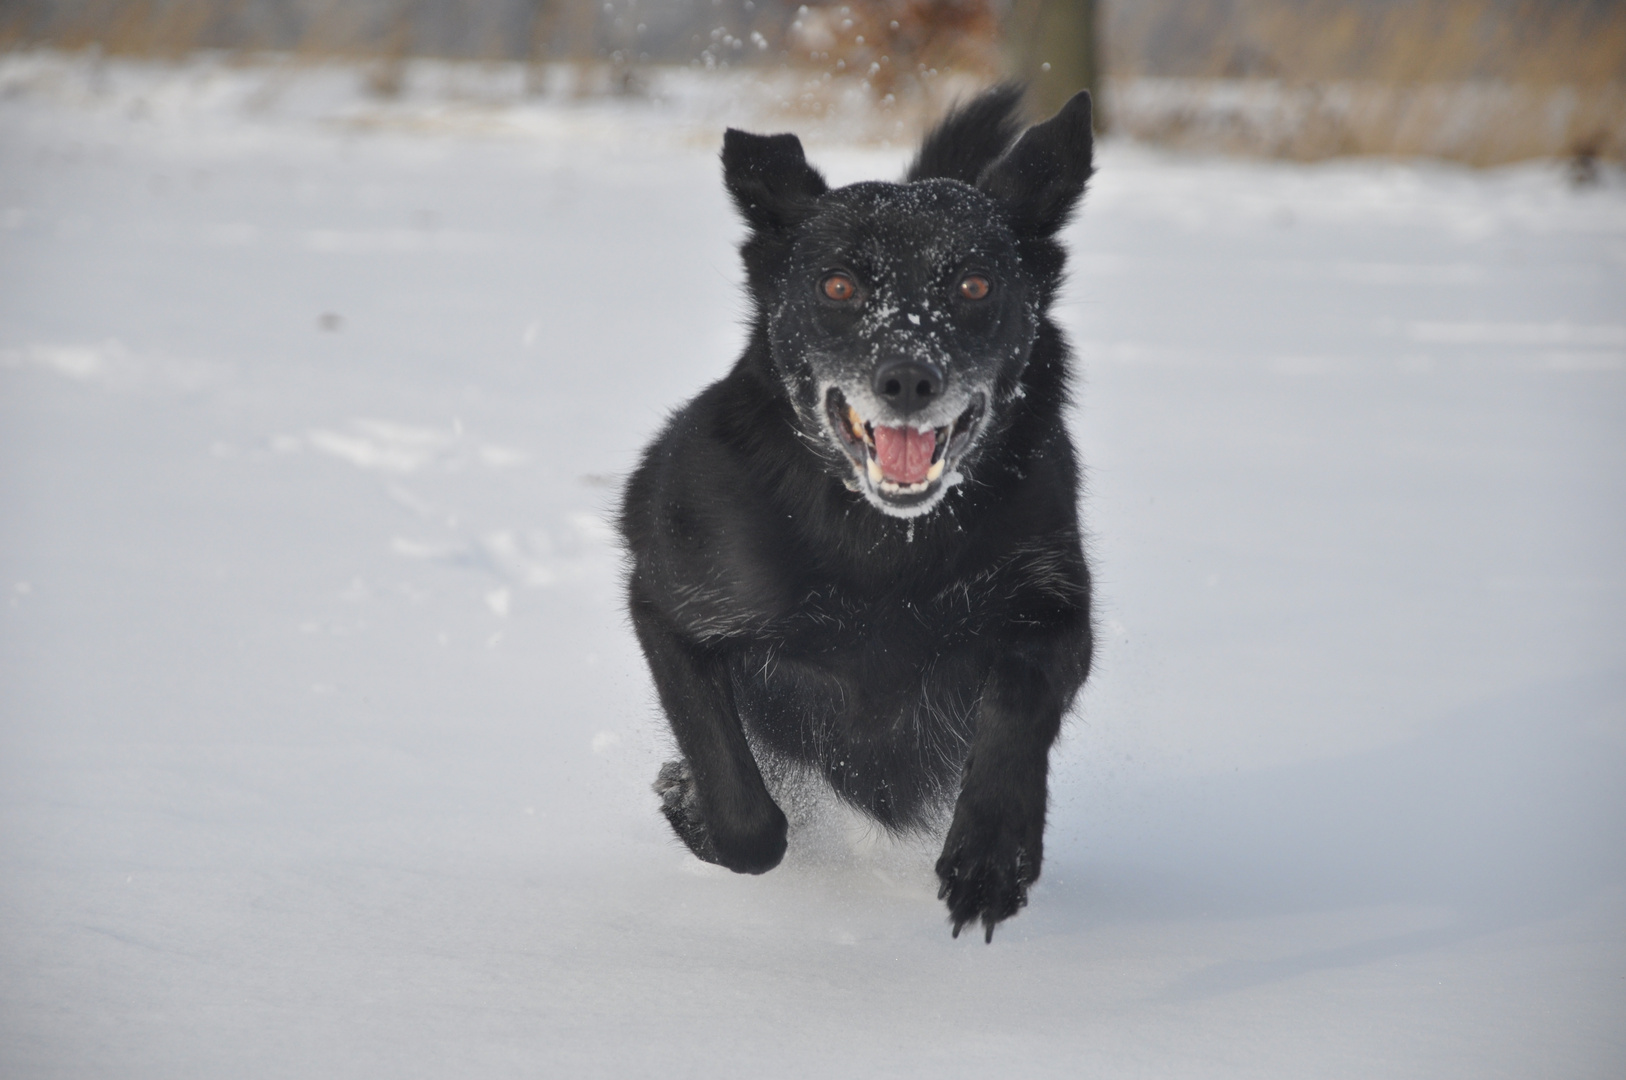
<box><xmin>848</xmin><ymin>405</ymin><xmax>868</xmax><ymax>444</ymax></box>
<box><xmin>860</xmin><ymin>453</ymin><xmax>944</xmax><ymax>492</ymax></box>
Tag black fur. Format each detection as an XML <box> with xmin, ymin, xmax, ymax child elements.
<box><xmin>620</xmin><ymin>87</ymin><xmax>1096</xmax><ymax>941</ymax></box>
<box><xmin>905</xmin><ymin>83</ymin><xmax>1024</xmax><ymax>185</ymax></box>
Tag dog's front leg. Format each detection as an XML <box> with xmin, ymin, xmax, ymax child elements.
<box><xmin>632</xmin><ymin>601</ymin><xmax>787</xmax><ymax>875</ymax></box>
<box><xmin>937</xmin><ymin>642</ymin><xmax>1084</xmax><ymax>941</ymax></box>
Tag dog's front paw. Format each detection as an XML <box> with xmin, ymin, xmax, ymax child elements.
<box><xmin>653</xmin><ymin>759</ymin><xmax>787</xmax><ymax>875</ymax></box>
<box><xmin>935</xmin><ymin>812</ymin><xmax>1039</xmax><ymax>943</ymax></box>
<box><xmin>654</xmin><ymin>759</ymin><xmax>723</xmax><ymax>866</ymax></box>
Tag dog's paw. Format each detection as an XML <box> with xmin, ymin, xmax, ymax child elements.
<box><xmin>935</xmin><ymin>816</ymin><xmax>1038</xmax><ymax>943</ymax></box>
<box><xmin>654</xmin><ymin>759</ymin><xmax>723</xmax><ymax>866</ymax></box>
<box><xmin>653</xmin><ymin>759</ymin><xmax>788</xmax><ymax>875</ymax></box>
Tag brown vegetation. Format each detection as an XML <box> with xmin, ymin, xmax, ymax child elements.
<box><xmin>785</xmin><ymin>0</ymin><xmax>1000</xmax><ymax>98</ymax></box>
<box><xmin>1104</xmin><ymin>0</ymin><xmax>1626</xmax><ymax>164</ymax></box>
<box><xmin>1106</xmin><ymin>0</ymin><xmax>1626</xmax><ymax>88</ymax></box>
<box><xmin>4</xmin><ymin>1</ymin><xmax>1623</xmax><ymax>163</ymax></box>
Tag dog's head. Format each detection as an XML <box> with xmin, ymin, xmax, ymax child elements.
<box><xmin>723</xmin><ymin>86</ymin><xmax>1094</xmax><ymax>518</ymax></box>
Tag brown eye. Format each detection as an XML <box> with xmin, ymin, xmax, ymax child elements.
<box><xmin>822</xmin><ymin>274</ymin><xmax>857</xmax><ymax>301</ymax></box>
<box><xmin>959</xmin><ymin>275</ymin><xmax>991</xmax><ymax>301</ymax></box>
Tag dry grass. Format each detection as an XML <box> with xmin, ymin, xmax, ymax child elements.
<box><xmin>1102</xmin><ymin>0</ymin><xmax>1626</xmax><ymax>163</ymax></box>
<box><xmin>1109</xmin><ymin>78</ymin><xmax>1626</xmax><ymax>165</ymax></box>
<box><xmin>784</xmin><ymin>0</ymin><xmax>1001</xmax><ymax>100</ymax></box>
<box><xmin>5</xmin><ymin>0</ymin><xmax>1623</xmax><ymax>163</ymax></box>
<box><xmin>0</xmin><ymin>1</ymin><xmax>572</xmax><ymax>62</ymax></box>
<box><xmin>5</xmin><ymin>0</ymin><xmax>217</xmax><ymax>58</ymax></box>
<box><xmin>1105</xmin><ymin>0</ymin><xmax>1626</xmax><ymax>88</ymax></box>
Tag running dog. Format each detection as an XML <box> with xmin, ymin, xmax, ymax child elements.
<box><xmin>620</xmin><ymin>85</ymin><xmax>1095</xmax><ymax>941</ymax></box>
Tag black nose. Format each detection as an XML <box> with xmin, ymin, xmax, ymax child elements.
<box><xmin>872</xmin><ymin>360</ymin><xmax>944</xmax><ymax>416</ymax></box>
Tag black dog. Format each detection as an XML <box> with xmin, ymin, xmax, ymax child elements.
<box><xmin>619</xmin><ymin>85</ymin><xmax>1095</xmax><ymax>941</ymax></box>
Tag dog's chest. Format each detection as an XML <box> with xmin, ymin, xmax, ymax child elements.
<box><xmin>736</xmin><ymin>566</ymin><xmax>986</xmax><ymax>691</ymax></box>
<box><xmin>766</xmin><ymin>561</ymin><xmax>1001</xmax><ymax>652</ymax></box>
<box><xmin>733</xmin><ymin>583</ymin><xmax>989</xmax><ymax>757</ymax></box>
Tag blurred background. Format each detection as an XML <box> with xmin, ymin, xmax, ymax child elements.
<box><xmin>2</xmin><ymin>0</ymin><xmax>1622</xmax><ymax>165</ymax></box>
<box><xmin>4</xmin><ymin>1</ymin><xmax>1624</xmax><ymax>1075</ymax></box>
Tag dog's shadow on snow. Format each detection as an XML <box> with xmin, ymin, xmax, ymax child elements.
<box><xmin>1044</xmin><ymin>669</ymin><xmax>1626</xmax><ymax>1000</ymax></box>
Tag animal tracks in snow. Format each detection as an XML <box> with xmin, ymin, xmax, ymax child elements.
<box><xmin>0</xmin><ymin>339</ymin><xmax>226</xmax><ymax>393</ymax></box>
<box><xmin>390</xmin><ymin>516</ymin><xmax>615</xmax><ymax>592</ymax></box>
<box><xmin>297</xmin><ymin>417</ymin><xmax>528</xmax><ymax>476</ymax></box>
<box><xmin>285</xmin><ymin>415</ymin><xmax>616</xmax><ymax>601</ymax></box>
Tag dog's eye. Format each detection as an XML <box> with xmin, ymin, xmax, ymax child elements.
<box><xmin>959</xmin><ymin>275</ymin><xmax>991</xmax><ymax>301</ymax></box>
<box><xmin>822</xmin><ymin>274</ymin><xmax>858</xmax><ymax>302</ymax></box>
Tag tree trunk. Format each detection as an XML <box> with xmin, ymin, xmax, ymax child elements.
<box><xmin>1004</xmin><ymin>0</ymin><xmax>1105</xmax><ymax>130</ymax></box>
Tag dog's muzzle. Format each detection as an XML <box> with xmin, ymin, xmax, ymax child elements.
<box><xmin>824</xmin><ymin>386</ymin><xmax>986</xmax><ymax>514</ymax></box>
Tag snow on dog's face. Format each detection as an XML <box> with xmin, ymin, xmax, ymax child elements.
<box><xmin>722</xmin><ymin>92</ymin><xmax>1093</xmax><ymax>518</ymax></box>
<box><xmin>772</xmin><ymin>180</ymin><xmax>1031</xmax><ymax>516</ymax></box>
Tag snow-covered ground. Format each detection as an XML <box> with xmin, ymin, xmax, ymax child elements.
<box><xmin>2</xmin><ymin>54</ymin><xmax>1624</xmax><ymax>1078</ymax></box>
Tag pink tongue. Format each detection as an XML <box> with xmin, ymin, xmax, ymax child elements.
<box><xmin>872</xmin><ymin>425</ymin><xmax>937</xmax><ymax>485</ymax></box>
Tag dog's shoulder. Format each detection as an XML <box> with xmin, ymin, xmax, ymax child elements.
<box><xmin>620</xmin><ymin>365</ymin><xmax>815</xmax><ymax>637</ymax></box>
<box><xmin>621</xmin><ymin>359</ymin><xmax>795</xmax><ymax>533</ymax></box>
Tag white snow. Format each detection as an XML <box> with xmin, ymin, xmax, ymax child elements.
<box><xmin>2</xmin><ymin>54</ymin><xmax>1624</xmax><ymax>1078</ymax></box>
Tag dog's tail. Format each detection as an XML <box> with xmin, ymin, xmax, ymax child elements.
<box><xmin>904</xmin><ymin>83</ymin><xmax>1025</xmax><ymax>186</ymax></box>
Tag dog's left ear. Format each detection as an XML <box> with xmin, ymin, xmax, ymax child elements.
<box><xmin>978</xmin><ymin>90</ymin><xmax>1094</xmax><ymax>238</ymax></box>
<box><xmin>722</xmin><ymin>129</ymin><xmax>829</xmax><ymax>232</ymax></box>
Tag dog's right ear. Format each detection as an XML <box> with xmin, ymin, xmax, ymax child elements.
<box><xmin>722</xmin><ymin>129</ymin><xmax>828</xmax><ymax>232</ymax></box>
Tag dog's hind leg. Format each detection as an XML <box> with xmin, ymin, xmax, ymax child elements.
<box><xmin>631</xmin><ymin>598</ymin><xmax>788</xmax><ymax>875</ymax></box>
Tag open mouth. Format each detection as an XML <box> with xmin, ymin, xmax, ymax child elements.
<box><xmin>824</xmin><ymin>387</ymin><xmax>985</xmax><ymax>506</ymax></box>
